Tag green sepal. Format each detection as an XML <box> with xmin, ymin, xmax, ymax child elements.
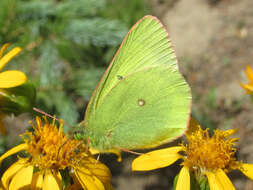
<box><xmin>172</xmin><ymin>171</ymin><xmax>210</xmax><ymax>190</ymax></box>
<box><xmin>60</xmin><ymin>168</ymin><xmax>72</xmax><ymax>189</ymax></box>
<box><xmin>172</xmin><ymin>173</ymin><xmax>179</xmax><ymax>190</ymax></box>
<box><xmin>198</xmin><ymin>177</ymin><xmax>210</xmax><ymax>190</ymax></box>
<box><xmin>0</xmin><ymin>81</ymin><xmax>36</xmax><ymax>116</ymax></box>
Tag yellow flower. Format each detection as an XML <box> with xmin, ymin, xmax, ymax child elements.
<box><xmin>132</xmin><ymin>118</ymin><xmax>253</xmax><ymax>190</ymax></box>
<box><xmin>240</xmin><ymin>65</ymin><xmax>253</xmax><ymax>94</ymax></box>
<box><xmin>0</xmin><ymin>117</ymin><xmax>113</xmax><ymax>190</ymax></box>
<box><xmin>0</xmin><ymin>43</ymin><xmax>26</xmax><ymax>89</ymax></box>
<box><xmin>0</xmin><ymin>43</ymin><xmax>27</xmax><ymax>135</ymax></box>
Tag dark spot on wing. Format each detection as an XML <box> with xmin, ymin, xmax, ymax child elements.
<box><xmin>138</xmin><ymin>99</ymin><xmax>145</xmax><ymax>107</ymax></box>
<box><xmin>117</xmin><ymin>75</ymin><xmax>123</xmax><ymax>80</ymax></box>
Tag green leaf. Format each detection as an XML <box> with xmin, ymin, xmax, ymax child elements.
<box><xmin>0</xmin><ymin>81</ymin><xmax>36</xmax><ymax>116</ymax></box>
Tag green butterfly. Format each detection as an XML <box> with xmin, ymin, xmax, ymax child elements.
<box><xmin>81</xmin><ymin>15</ymin><xmax>192</xmax><ymax>153</ymax></box>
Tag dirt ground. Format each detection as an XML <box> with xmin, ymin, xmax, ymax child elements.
<box><xmin>110</xmin><ymin>0</ymin><xmax>253</xmax><ymax>189</ymax></box>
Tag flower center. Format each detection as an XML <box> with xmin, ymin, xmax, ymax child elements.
<box><xmin>183</xmin><ymin>127</ymin><xmax>240</xmax><ymax>173</ymax></box>
<box><xmin>23</xmin><ymin>117</ymin><xmax>85</xmax><ymax>170</ymax></box>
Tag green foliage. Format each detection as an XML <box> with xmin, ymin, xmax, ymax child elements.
<box><xmin>0</xmin><ymin>137</ymin><xmax>7</xmax><ymax>155</ymax></box>
<box><xmin>56</xmin><ymin>0</ymin><xmax>105</xmax><ymax>17</ymax></box>
<box><xmin>103</xmin><ymin>0</ymin><xmax>152</xmax><ymax>27</ymax></box>
<box><xmin>71</xmin><ymin>67</ymin><xmax>105</xmax><ymax>101</ymax></box>
<box><xmin>64</xmin><ymin>18</ymin><xmax>127</xmax><ymax>47</ymax></box>
<box><xmin>0</xmin><ymin>0</ymin><xmax>150</xmax><ymax>128</ymax></box>
<box><xmin>0</xmin><ymin>82</ymin><xmax>36</xmax><ymax>116</ymax></box>
<box><xmin>205</xmin><ymin>88</ymin><xmax>217</xmax><ymax>109</ymax></box>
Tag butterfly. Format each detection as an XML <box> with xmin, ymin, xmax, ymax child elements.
<box><xmin>80</xmin><ymin>15</ymin><xmax>192</xmax><ymax>153</ymax></box>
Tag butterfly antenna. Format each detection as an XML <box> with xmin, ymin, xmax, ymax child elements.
<box><xmin>33</xmin><ymin>107</ymin><xmax>73</xmax><ymax>128</ymax></box>
<box><xmin>120</xmin><ymin>148</ymin><xmax>143</xmax><ymax>155</ymax></box>
<box><xmin>33</xmin><ymin>107</ymin><xmax>60</xmax><ymax>121</ymax></box>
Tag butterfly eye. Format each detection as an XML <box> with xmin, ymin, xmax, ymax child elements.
<box><xmin>138</xmin><ymin>99</ymin><xmax>145</xmax><ymax>107</ymax></box>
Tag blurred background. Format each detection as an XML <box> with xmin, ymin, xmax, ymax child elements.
<box><xmin>0</xmin><ymin>0</ymin><xmax>253</xmax><ymax>189</ymax></box>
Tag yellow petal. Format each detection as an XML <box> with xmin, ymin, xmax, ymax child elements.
<box><xmin>240</xmin><ymin>163</ymin><xmax>253</xmax><ymax>180</ymax></box>
<box><xmin>0</xmin><ymin>143</ymin><xmax>28</xmax><ymax>163</ymax></box>
<box><xmin>1</xmin><ymin>159</ymin><xmax>26</xmax><ymax>188</ymax></box>
<box><xmin>89</xmin><ymin>148</ymin><xmax>100</xmax><ymax>155</ymax></box>
<box><xmin>132</xmin><ymin>146</ymin><xmax>183</xmax><ymax>171</ymax></box>
<box><xmin>206</xmin><ymin>169</ymin><xmax>235</xmax><ymax>190</ymax></box>
<box><xmin>9</xmin><ymin>164</ymin><xmax>33</xmax><ymax>190</ymax></box>
<box><xmin>0</xmin><ymin>47</ymin><xmax>21</xmax><ymax>71</ymax></box>
<box><xmin>0</xmin><ymin>70</ymin><xmax>27</xmax><ymax>88</ymax></box>
<box><xmin>42</xmin><ymin>171</ymin><xmax>62</xmax><ymax>190</ymax></box>
<box><xmin>240</xmin><ymin>83</ymin><xmax>253</xmax><ymax>94</ymax></box>
<box><xmin>206</xmin><ymin>171</ymin><xmax>223</xmax><ymax>190</ymax></box>
<box><xmin>74</xmin><ymin>167</ymin><xmax>105</xmax><ymax>190</ymax></box>
<box><xmin>246</xmin><ymin>65</ymin><xmax>253</xmax><ymax>83</ymax></box>
<box><xmin>83</xmin><ymin>157</ymin><xmax>112</xmax><ymax>187</ymax></box>
<box><xmin>31</xmin><ymin>172</ymin><xmax>44</xmax><ymax>190</ymax></box>
<box><xmin>0</xmin><ymin>43</ymin><xmax>10</xmax><ymax>58</ymax></box>
<box><xmin>215</xmin><ymin>169</ymin><xmax>235</xmax><ymax>190</ymax></box>
<box><xmin>176</xmin><ymin>166</ymin><xmax>190</xmax><ymax>190</ymax></box>
<box><xmin>0</xmin><ymin>114</ymin><xmax>6</xmax><ymax>135</ymax></box>
<box><xmin>223</xmin><ymin>128</ymin><xmax>238</xmax><ymax>138</ymax></box>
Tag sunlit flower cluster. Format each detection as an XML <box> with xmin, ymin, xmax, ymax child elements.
<box><xmin>0</xmin><ymin>117</ymin><xmax>113</xmax><ymax>190</ymax></box>
<box><xmin>132</xmin><ymin>118</ymin><xmax>253</xmax><ymax>190</ymax></box>
<box><xmin>1</xmin><ymin>42</ymin><xmax>253</xmax><ymax>190</ymax></box>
